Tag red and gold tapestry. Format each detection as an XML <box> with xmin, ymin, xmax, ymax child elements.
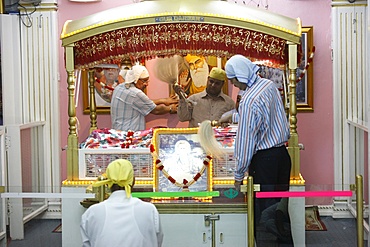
<box><xmin>74</xmin><ymin>23</ymin><xmax>287</xmax><ymax>69</ymax></box>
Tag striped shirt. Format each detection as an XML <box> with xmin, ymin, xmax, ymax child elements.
<box><xmin>234</xmin><ymin>77</ymin><xmax>290</xmax><ymax>181</ymax></box>
<box><xmin>111</xmin><ymin>84</ymin><xmax>156</xmax><ymax>131</ymax></box>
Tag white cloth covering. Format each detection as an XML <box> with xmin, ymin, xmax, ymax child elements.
<box><xmin>80</xmin><ymin>190</ymin><xmax>163</xmax><ymax>247</ymax></box>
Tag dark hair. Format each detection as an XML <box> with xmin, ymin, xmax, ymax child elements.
<box><xmin>110</xmin><ymin>184</ymin><xmax>124</xmax><ymax>192</ymax></box>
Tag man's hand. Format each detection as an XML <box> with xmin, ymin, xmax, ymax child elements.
<box><xmin>169</xmin><ymin>104</ymin><xmax>178</xmax><ymax>114</ymax></box>
<box><xmin>173</xmin><ymin>83</ymin><xmax>188</xmax><ymax>100</ymax></box>
<box><xmin>234</xmin><ymin>180</ymin><xmax>243</xmax><ymax>191</ymax></box>
<box><xmin>163</xmin><ymin>95</ymin><xmax>179</xmax><ymax>106</ymax></box>
<box><xmin>218</xmin><ymin>110</ymin><xmax>233</xmax><ymax>127</ymax></box>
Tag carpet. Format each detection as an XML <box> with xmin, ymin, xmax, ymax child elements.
<box><xmin>52</xmin><ymin>224</ymin><xmax>62</xmax><ymax>233</ymax></box>
<box><xmin>305</xmin><ymin>206</ymin><xmax>327</xmax><ymax>231</ymax></box>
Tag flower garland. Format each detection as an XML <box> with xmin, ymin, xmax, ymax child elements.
<box><xmin>296</xmin><ymin>46</ymin><xmax>315</xmax><ymax>83</ymax></box>
<box><xmin>150</xmin><ymin>144</ymin><xmax>211</xmax><ymax>191</ymax></box>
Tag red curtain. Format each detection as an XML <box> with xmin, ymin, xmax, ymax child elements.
<box><xmin>74</xmin><ymin>23</ymin><xmax>287</xmax><ymax>69</ymax></box>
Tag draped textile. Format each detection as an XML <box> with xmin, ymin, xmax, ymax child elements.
<box><xmin>74</xmin><ymin>23</ymin><xmax>287</xmax><ymax>69</ymax></box>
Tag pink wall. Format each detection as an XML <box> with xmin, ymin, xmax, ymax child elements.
<box><xmin>58</xmin><ymin>0</ymin><xmax>334</xmax><ymax>197</ymax></box>
<box><xmin>267</xmin><ymin>0</ymin><xmax>334</xmax><ymax>204</ymax></box>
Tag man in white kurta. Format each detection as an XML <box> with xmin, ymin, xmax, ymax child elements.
<box><xmin>80</xmin><ymin>159</ymin><xmax>163</xmax><ymax>247</ymax></box>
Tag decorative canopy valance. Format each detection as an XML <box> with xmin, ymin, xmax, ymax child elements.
<box><xmin>73</xmin><ymin>23</ymin><xmax>287</xmax><ymax>69</ymax></box>
<box><xmin>61</xmin><ymin>0</ymin><xmax>302</xmax><ymax>69</ymax></box>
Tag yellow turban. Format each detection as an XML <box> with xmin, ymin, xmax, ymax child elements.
<box><xmin>185</xmin><ymin>54</ymin><xmax>201</xmax><ymax>64</ymax></box>
<box><xmin>209</xmin><ymin>67</ymin><xmax>226</xmax><ymax>82</ymax></box>
<box><xmin>93</xmin><ymin>159</ymin><xmax>134</xmax><ymax>197</ymax></box>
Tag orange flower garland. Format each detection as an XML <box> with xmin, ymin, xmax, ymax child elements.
<box><xmin>150</xmin><ymin>144</ymin><xmax>211</xmax><ymax>191</ymax></box>
<box><xmin>296</xmin><ymin>46</ymin><xmax>315</xmax><ymax>83</ymax></box>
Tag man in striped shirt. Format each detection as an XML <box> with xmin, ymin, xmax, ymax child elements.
<box><xmin>225</xmin><ymin>55</ymin><xmax>292</xmax><ymax>232</ymax></box>
<box><xmin>111</xmin><ymin>64</ymin><xmax>178</xmax><ymax>131</ymax></box>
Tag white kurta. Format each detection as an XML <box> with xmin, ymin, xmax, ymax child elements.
<box><xmin>80</xmin><ymin>190</ymin><xmax>163</xmax><ymax>247</ymax></box>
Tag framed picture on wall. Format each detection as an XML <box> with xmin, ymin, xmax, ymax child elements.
<box><xmin>296</xmin><ymin>26</ymin><xmax>314</xmax><ymax>112</ymax></box>
<box><xmin>161</xmin><ymin>55</ymin><xmax>228</xmax><ymax>98</ymax></box>
<box><xmin>151</xmin><ymin>128</ymin><xmax>211</xmax><ymax>192</ymax></box>
<box><xmin>82</xmin><ymin>60</ymin><xmax>136</xmax><ymax>114</ymax></box>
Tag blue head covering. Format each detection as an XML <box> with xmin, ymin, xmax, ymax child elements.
<box><xmin>225</xmin><ymin>55</ymin><xmax>260</xmax><ymax>87</ymax></box>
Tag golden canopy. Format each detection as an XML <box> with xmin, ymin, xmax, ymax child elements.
<box><xmin>61</xmin><ymin>0</ymin><xmax>301</xmax><ymax>69</ymax></box>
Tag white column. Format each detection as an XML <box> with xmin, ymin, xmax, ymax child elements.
<box><xmin>289</xmin><ymin>185</ymin><xmax>305</xmax><ymax>246</ymax></box>
<box><xmin>332</xmin><ymin>1</ymin><xmax>367</xmax><ymax>215</ymax></box>
<box><xmin>6</xmin><ymin>125</ymin><xmax>24</xmax><ymax>239</ymax></box>
<box><xmin>62</xmin><ymin>187</ymin><xmax>87</xmax><ymax>247</ymax></box>
<box><xmin>367</xmin><ymin>2</ymin><xmax>370</xmax><ymax>246</ymax></box>
<box><xmin>0</xmin><ymin>127</ymin><xmax>6</xmax><ymax>247</ymax></box>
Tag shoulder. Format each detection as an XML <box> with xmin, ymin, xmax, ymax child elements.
<box><xmin>246</xmin><ymin>78</ymin><xmax>274</xmax><ymax>97</ymax></box>
<box><xmin>113</xmin><ymin>84</ymin><xmax>129</xmax><ymax>94</ymax></box>
<box><xmin>116</xmin><ymin>86</ymin><xmax>148</xmax><ymax>98</ymax></box>
<box><xmin>136</xmin><ymin>92</ymin><xmax>154</xmax><ymax>105</ymax></box>
<box><xmin>133</xmin><ymin>88</ymin><xmax>150</xmax><ymax>98</ymax></box>
<box><xmin>132</xmin><ymin>198</ymin><xmax>157</xmax><ymax>209</ymax></box>
<box><xmin>83</xmin><ymin>201</ymin><xmax>105</xmax><ymax>215</ymax></box>
<box><xmin>189</xmin><ymin>90</ymin><xmax>206</xmax><ymax>99</ymax></box>
<box><xmin>220</xmin><ymin>93</ymin><xmax>234</xmax><ymax>102</ymax></box>
<box><xmin>258</xmin><ymin>79</ymin><xmax>280</xmax><ymax>98</ymax></box>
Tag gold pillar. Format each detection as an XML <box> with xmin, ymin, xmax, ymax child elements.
<box><xmin>65</xmin><ymin>45</ymin><xmax>79</xmax><ymax>181</ymax></box>
<box><xmin>356</xmin><ymin>175</ymin><xmax>364</xmax><ymax>247</ymax></box>
<box><xmin>247</xmin><ymin>176</ymin><xmax>254</xmax><ymax>247</ymax></box>
<box><xmin>88</xmin><ymin>70</ymin><xmax>98</xmax><ymax>132</ymax></box>
<box><xmin>0</xmin><ymin>0</ymin><xmax>4</xmax><ymax>14</ymax></box>
<box><xmin>287</xmin><ymin>43</ymin><xmax>301</xmax><ymax>180</ymax></box>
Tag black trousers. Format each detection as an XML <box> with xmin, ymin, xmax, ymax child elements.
<box><xmin>248</xmin><ymin>145</ymin><xmax>292</xmax><ymax>224</ymax></box>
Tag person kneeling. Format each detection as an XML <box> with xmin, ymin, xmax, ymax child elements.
<box><xmin>80</xmin><ymin>159</ymin><xmax>163</xmax><ymax>247</ymax></box>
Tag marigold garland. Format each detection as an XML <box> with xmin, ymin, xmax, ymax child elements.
<box><xmin>150</xmin><ymin>144</ymin><xmax>211</xmax><ymax>191</ymax></box>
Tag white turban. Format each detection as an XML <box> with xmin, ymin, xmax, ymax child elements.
<box><xmin>131</xmin><ymin>64</ymin><xmax>150</xmax><ymax>84</ymax></box>
<box><xmin>124</xmin><ymin>70</ymin><xmax>136</xmax><ymax>84</ymax></box>
<box><xmin>225</xmin><ymin>55</ymin><xmax>260</xmax><ymax>87</ymax></box>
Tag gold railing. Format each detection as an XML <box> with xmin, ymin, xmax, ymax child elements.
<box><xmin>355</xmin><ymin>175</ymin><xmax>364</xmax><ymax>247</ymax></box>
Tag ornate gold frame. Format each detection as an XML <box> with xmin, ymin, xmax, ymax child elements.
<box><xmin>297</xmin><ymin>26</ymin><xmax>314</xmax><ymax>112</ymax></box>
<box><xmin>151</xmin><ymin>128</ymin><xmax>212</xmax><ymax>192</ymax></box>
<box><xmin>81</xmin><ymin>69</ymin><xmax>111</xmax><ymax>114</ymax></box>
